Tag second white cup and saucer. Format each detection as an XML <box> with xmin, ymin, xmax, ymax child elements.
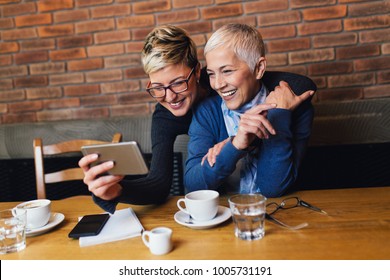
<box><xmin>14</xmin><ymin>199</ymin><xmax>65</xmax><ymax>237</ymax></box>
<box><xmin>174</xmin><ymin>190</ymin><xmax>231</xmax><ymax>229</ymax></box>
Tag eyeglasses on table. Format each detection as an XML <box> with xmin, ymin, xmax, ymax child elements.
<box><xmin>266</xmin><ymin>197</ymin><xmax>328</xmax><ymax>230</ymax></box>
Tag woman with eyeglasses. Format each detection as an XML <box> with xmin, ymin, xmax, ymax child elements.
<box><xmin>79</xmin><ymin>25</ymin><xmax>208</xmax><ymax>213</ymax></box>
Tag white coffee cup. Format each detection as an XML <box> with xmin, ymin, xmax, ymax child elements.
<box><xmin>177</xmin><ymin>190</ymin><xmax>219</xmax><ymax>221</ymax></box>
<box><xmin>142</xmin><ymin>227</ymin><xmax>173</xmax><ymax>255</ymax></box>
<box><xmin>14</xmin><ymin>199</ymin><xmax>51</xmax><ymax>229</ymax></box>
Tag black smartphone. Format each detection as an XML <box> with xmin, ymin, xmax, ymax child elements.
<box><xmin>68</xmin><ymin>213</ymin><xmax>110</xmax><ymax>239</ymax></box>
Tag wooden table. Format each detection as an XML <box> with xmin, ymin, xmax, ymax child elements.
<box><xmin>1</xmin><ymin>187</ymin><xmax>389</xmax><ymax>260</ymax></box>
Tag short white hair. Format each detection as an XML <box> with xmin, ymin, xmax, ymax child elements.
<box><xmin>204</xmin><ymin>23</ymin><xmax>265</xmax><ymax>71</ymax></box>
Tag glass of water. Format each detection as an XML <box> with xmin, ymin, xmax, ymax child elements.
<box><xmin>228</xmin><ymin>194</ymin><xmax>267</xmax><ymax>241</ymax></box>
<box><xmin>0</xmin><ymin>208</ymin><xmax>27</xmax><ymax>254</ymax></box>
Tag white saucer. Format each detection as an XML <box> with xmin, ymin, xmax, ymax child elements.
<box><xmin>174</xmin><ymin>206</ymin><xmax>231</xmax><ymax>229</ymax></box>
<box><xmin>26</xmin><ymin>212</ymin><xmax>65</xmax><ymax>237</ymax></box>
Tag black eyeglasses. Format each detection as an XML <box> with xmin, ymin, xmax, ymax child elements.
<box><xmin>146</xmin><ymin>67</ymin><xmax>195</xmax><ymax>98</ymax></box>
<box><xmin>267</xmin><ymin>197</ymin><xmax>328</xmax><ymax>216</ymax></box>
<box><xmin>265</xmin><ymin>197</ymin><xmax>327</xmax><ymax>230</ymax></box>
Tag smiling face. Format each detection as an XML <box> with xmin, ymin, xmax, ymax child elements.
<box><xmin>148</xmin><ymin>64</ymin><xmax>200</xmax><ymax>117</ymax></box>
<box><xmin>205</xmin><ymin>46</ymin><xmax>265</xmax><ymax>110</ymax></box>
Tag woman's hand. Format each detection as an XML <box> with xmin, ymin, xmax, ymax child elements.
<box><xmin>232</xmin><ymin>103</ymin><xmax>276</xmax><ymax>150</ymax></box>
<box><xmin>266</xmin><ymin>81</ymin><xmax>315</xmax><ymax>111</ymax></box>
<box><xmin>201</xmin><ymin>138</ymin><xmax>230</xmax><ymax>167</ymax></box>
<box><xmin>78</xmin><ymin>154</ymin><xmax>124</xmax><ymax>200</ymax></box>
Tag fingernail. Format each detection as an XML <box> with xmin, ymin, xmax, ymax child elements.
<box><xmin>309</xmin><ymin>91</ymin><xmax>315</xmax><ymax>95</ymax></box>
<box><xmin>91</xmin><ymin>154</ymin><xmax>99</xmax><ymax>160</ymax></box>
<box><xmin>106</xmin><ymin>161</ymin><xmax>114</xmax><ymax>167</ymax></box>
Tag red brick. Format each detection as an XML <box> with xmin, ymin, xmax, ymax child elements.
<box><xmin>0</xmin><ymin>104</ymin><xmax>7</xmax><ymax>115</ymax></box>
<box><xmin>0</xmin><ymin>18</ymin><xmax>14</xmax><ymax>29</ymax></box>
<box><xmin>117</xmin><ymin>92</ymin><xmax>154</xmax><ymax>104</ymax></box>
<box><xmin>54</xmin><ymin>10</ymin><xmax>89</xmax><ymax>23</ymax></box>
<box><xmin>101</xmin><ymin>80</ymin><xmax>140</xmax><ymax>94</ymax></box>
<box><xmin>360</xmin><ymin>29</ymin><xmax>390</xmax><ymax>43</ymax></box>
<box><xmin>133</xmin><ymin>1</ymin><xmax>170</xmax><ymax>14</ymax></box>
<box><xmin>26</xmin><ymin>87</ymin><xmax>63</xmax><ymax>99</ymax></box>
<box><xmin>173</xmin><ymin>0</ymin><xmax>213</xmax><ymax>9</ymax></box>
<box><xmin>125</xmin><ymin>67</ymin><xmax>147</xmax><ymax>79</ymax></box>
<box><xmin>110</xmin><ymin>103</ymin><xmax>151</xmax><ymax>117</ymax></box>
<box><xmin>50</xmin><ymin>73</ymin><xmax>84</xmax><ymax>85</ymax></box>
<box><xmin>378</xmin><ymin>70</ymin><xmax>390</xmax><ymax>84</ymax></box>
<box><xmin>43</xmin><ymin>98</ymin><xmax>80</xmax><ymax>109</ymax></box>
<box><xmin>317</xmin><ymin>88</ymin><xmax>363</xmax><ymax>102</ymax></box>
<box><xmin>37</xmin><ymin>109</ymin><xmax>73</xmax><ymax>122</ymax></box>
<box><xmin>157</xmin><ymin>9</ymin><xmax>199</xmax><ymax>25</ymax></box>
<box><xmin>91</xmin><ymin>4</ymin><xmax>131</xmax><ymax>18</ymax></box>
<box><xmin>0</xmin><ymin>42</ymin><xmax>19</xmax><ymax>54</ymax></box>
<box><xmin>308</xmin><ymin>62</ymin><xmax>353</xmax><ymax>76</ymax></box>
<box><xmin>302</xmin><ymin>5</ymin><xmax>347</xmax><ymax>21</ymax></box>
<box><xmin>244</xmin><ymin>0</ymin><xmax>288</xmax><ymax>14</ymax></box>
<box><xmin>80</xmin><ymin>95</ymin><xmax>117</xmax><ymax>107</ymax></box>
<box><xmin>201</xmin><ymin>4</ymin><xmax>243</xmax><ymax>20</ymax></box>
<box><xmin>213</xmin><ymin>16</ymin><xmax>257</xmax><ymax>31</ymax></box>
<box><xmin>258</xmin><ymin>11</ymin><xmax>300</xmax><ymax>27</ymax></box>
<box><xmin>72</xmin><ymin>107</ymin><xmax>109</xmax><ymax>120</ymax></box>
<box><xmin>85</xmin><ymin>69</ymin><xmax>123</xmax><ymax>83</ymax></box>
<box><xmin>117</xmin><ymin>15</ymin><xmax>155</xmax><ymax>29</ymax></box>
<box><xmin>354</xmin><ymin>56</ymin><xmax>390</xmax><ymax>72</ymax></box>
<box><xmin>0</xmin><ymin>55</ymin><xmax>12</xmax><ymax>66</ymax></box>
<box><xmin>2</xmin><ymin>2</ymin><xmax>36</xmax><ymax>17</ymax></box>
<box><xmin>336</xmin><ymin>45</ymin><xmax>380</xmax><ymax>60</ymax></box>
<box><xmin>131</xmin><ymin>27</ymin><xmax>153</xmax><ymax>41</ymax></box>
<box><xmin>383</xmin><ymin>43</ymin><xmax>390</xmax><ymax>55</ymax></box>
<box><xmin>76</xmin><ymin>0</ymin><xmax>114</xmax><ymax>7</ymax></box>
<box><xmin>14</xmin><ymin>51</ymin><xmax>49</xmax><ymax>65</ymax></box>
<box><xmin>266</xmin><ymin>53</ymin><xmax>288</xmax><ymax>67</ymax></box>
<box><xmin>364</xmin><ymin>84</ymin><xmax>390</xmax><ymax>99</ymax></box>
<box><xmin>15</xmin><ymin>14</ymin><xmax>52</xmax><ymax>27</ymax></box>
<box><xmin>64</xmin><ymin>84</ymin><xmax>100</xmax><ymax>97</ymax></box>
<box><xmin>177</xmin><ymin>21</ymin><xmax>212</xmax><ymax>35</ymax></box>
<box><xmin>0</xmin><ymin>65</ymin><xmax>27</xmax><ymax>78</ymax></box>
<box><xmin>87</xmin><ymin>43</ymin><xmax>124</xmax><ymax>57</ymax></box>
<box><xmin>67</xmin><ymin>58</ymin><xmax>103</xmax><ymax>71</ymax></box>
<box><xmin>0</xmin><ymin>89</ymin><xmax>25</xmax><ymax>102</ymax></box>
<box><xmin>291</xmin><ymin>0</ymin><xmax>336</xmax><ymax>9</ymax></box>
<box><xmin>349</xmin><ymin>1</ymin><xmax>390</xmax><ymax>17</ymax></box>
<box><xmin>30</xmin><ymin>62</ymin><xmax>65</xmax><ymax>75</ymax></box>
<box><xmin>9</xmin><ymin>100</ymin><xmax>43</xmax><ymax>113</ymax></box>
<box><xmin>0</xmin><ymin>79</ymin><xmax>13</xmax><ymax>90</ymax></box>
<box><xmin>328</xmin><ymin>73</ymin><xmax>375</xmax><ymax>88</ymax></box>
<box><xmin>57</xmin><ymin>34</ymin><xmax>93</xmax><ymax>49</ymax></box>
<box><xmin>38</xmin><ymin>0</ymin><xmax>74</xmax><ymax>12</ymax></box>
<box><xmin>125</xmin><ymin>41</ymin><xmax>145</xmax><ymax>53</ymax></box>
<box><xmin>38</xmin><ymin>24</ymin><xmax>74</xmax><ymax>38</ymax></box>
<box><xmin>20</xmin><ymin>39</ymin><xmax>55</xmax><ymax>51</ymax></box>
<box><xmin>14</xmin><ymin>76</ymin><xmax>48</xmax><ymax>88</ymax></box>
<box><xmin>258</xmin><ymin>25</ymin><xmax>296</xmax><ymax>40</ymax></box>
<box><xmin>104</xmin><ymin>54</ymin><xmax>140</xmax><ymax>68</ymax></box>
<box><xmin>2</xmin><ymin>28</ymin><xmax>37</xmax><ymax>41</ymax></box>
<box><xmin>289</xmin><ymin>48</ymin><xmax>334</xmax><ymax>65</ymax></box>
<box><xmin>313</xmin><ymin>33</ymin><xmax>357</xmax><ymax>48</ymax></box>
<box><xmin>94</xmin><ymin>30</ymin><xmax>131</xmax><ymax>44</ymax></box>
<box><xmin>2</xmin><ymin>113</ymin><xmax>37</xmax><ymax>124</ymax></box>
<box><xmin>298</xmin><ymin>20</ymin><xmax>342</xmax><ymax>36</ymax></box>
<box><xmin>267</xmin><ymin>38</ymin><xmax>310</xmax><ymax>53</ymax></box>
<box><xmin>345</xmin><ymin>15</ymin><xmax>389</xmax><ymax>31</ymax></box>
<box><xmin>76</xmin><ymin>19</ymin><xmax>115</xmax><ymax>34</ymax></box>
<box><xmin>50</xmin><ymin>48</ymin><xmax>87</xmax><ymax>61</ymax></box>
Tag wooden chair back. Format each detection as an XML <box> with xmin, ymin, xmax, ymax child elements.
<box><xmin>33</xmin><ymin>133</ymin><xmax>122</xmax><ymax>199</ymax></box>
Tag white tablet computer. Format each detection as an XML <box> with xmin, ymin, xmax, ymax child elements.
<box><xmin>81</xmin><ymin>141</ymin><xmax>149</xmax><ymax>175</ymax></box>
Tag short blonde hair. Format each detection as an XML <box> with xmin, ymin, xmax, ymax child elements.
<box><xmin>141</xmin><ymin>25</ymin><xmax>198</xmax><ymax>74</ymax></box>
<box><xmin>204</xmin><ymin>23</ymin><xmax>265</xmax><ymax>71</ymax></box>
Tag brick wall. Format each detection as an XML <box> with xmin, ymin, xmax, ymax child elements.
<box><xmin>0</xmin><ymin>0</ymin><xmax>389</xmax><ymax>124</ymax></box>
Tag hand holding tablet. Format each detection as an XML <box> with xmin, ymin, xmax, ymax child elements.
<box><xmin>81</xmin><ymin>141</ymin><xmax>149</xmax><ymax>175</ymax></box>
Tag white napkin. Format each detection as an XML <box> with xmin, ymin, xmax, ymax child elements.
<box><xmin>79</xmin><ymin>208</ymin><xmax>144</xmax><ymax>247</ymax></box>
